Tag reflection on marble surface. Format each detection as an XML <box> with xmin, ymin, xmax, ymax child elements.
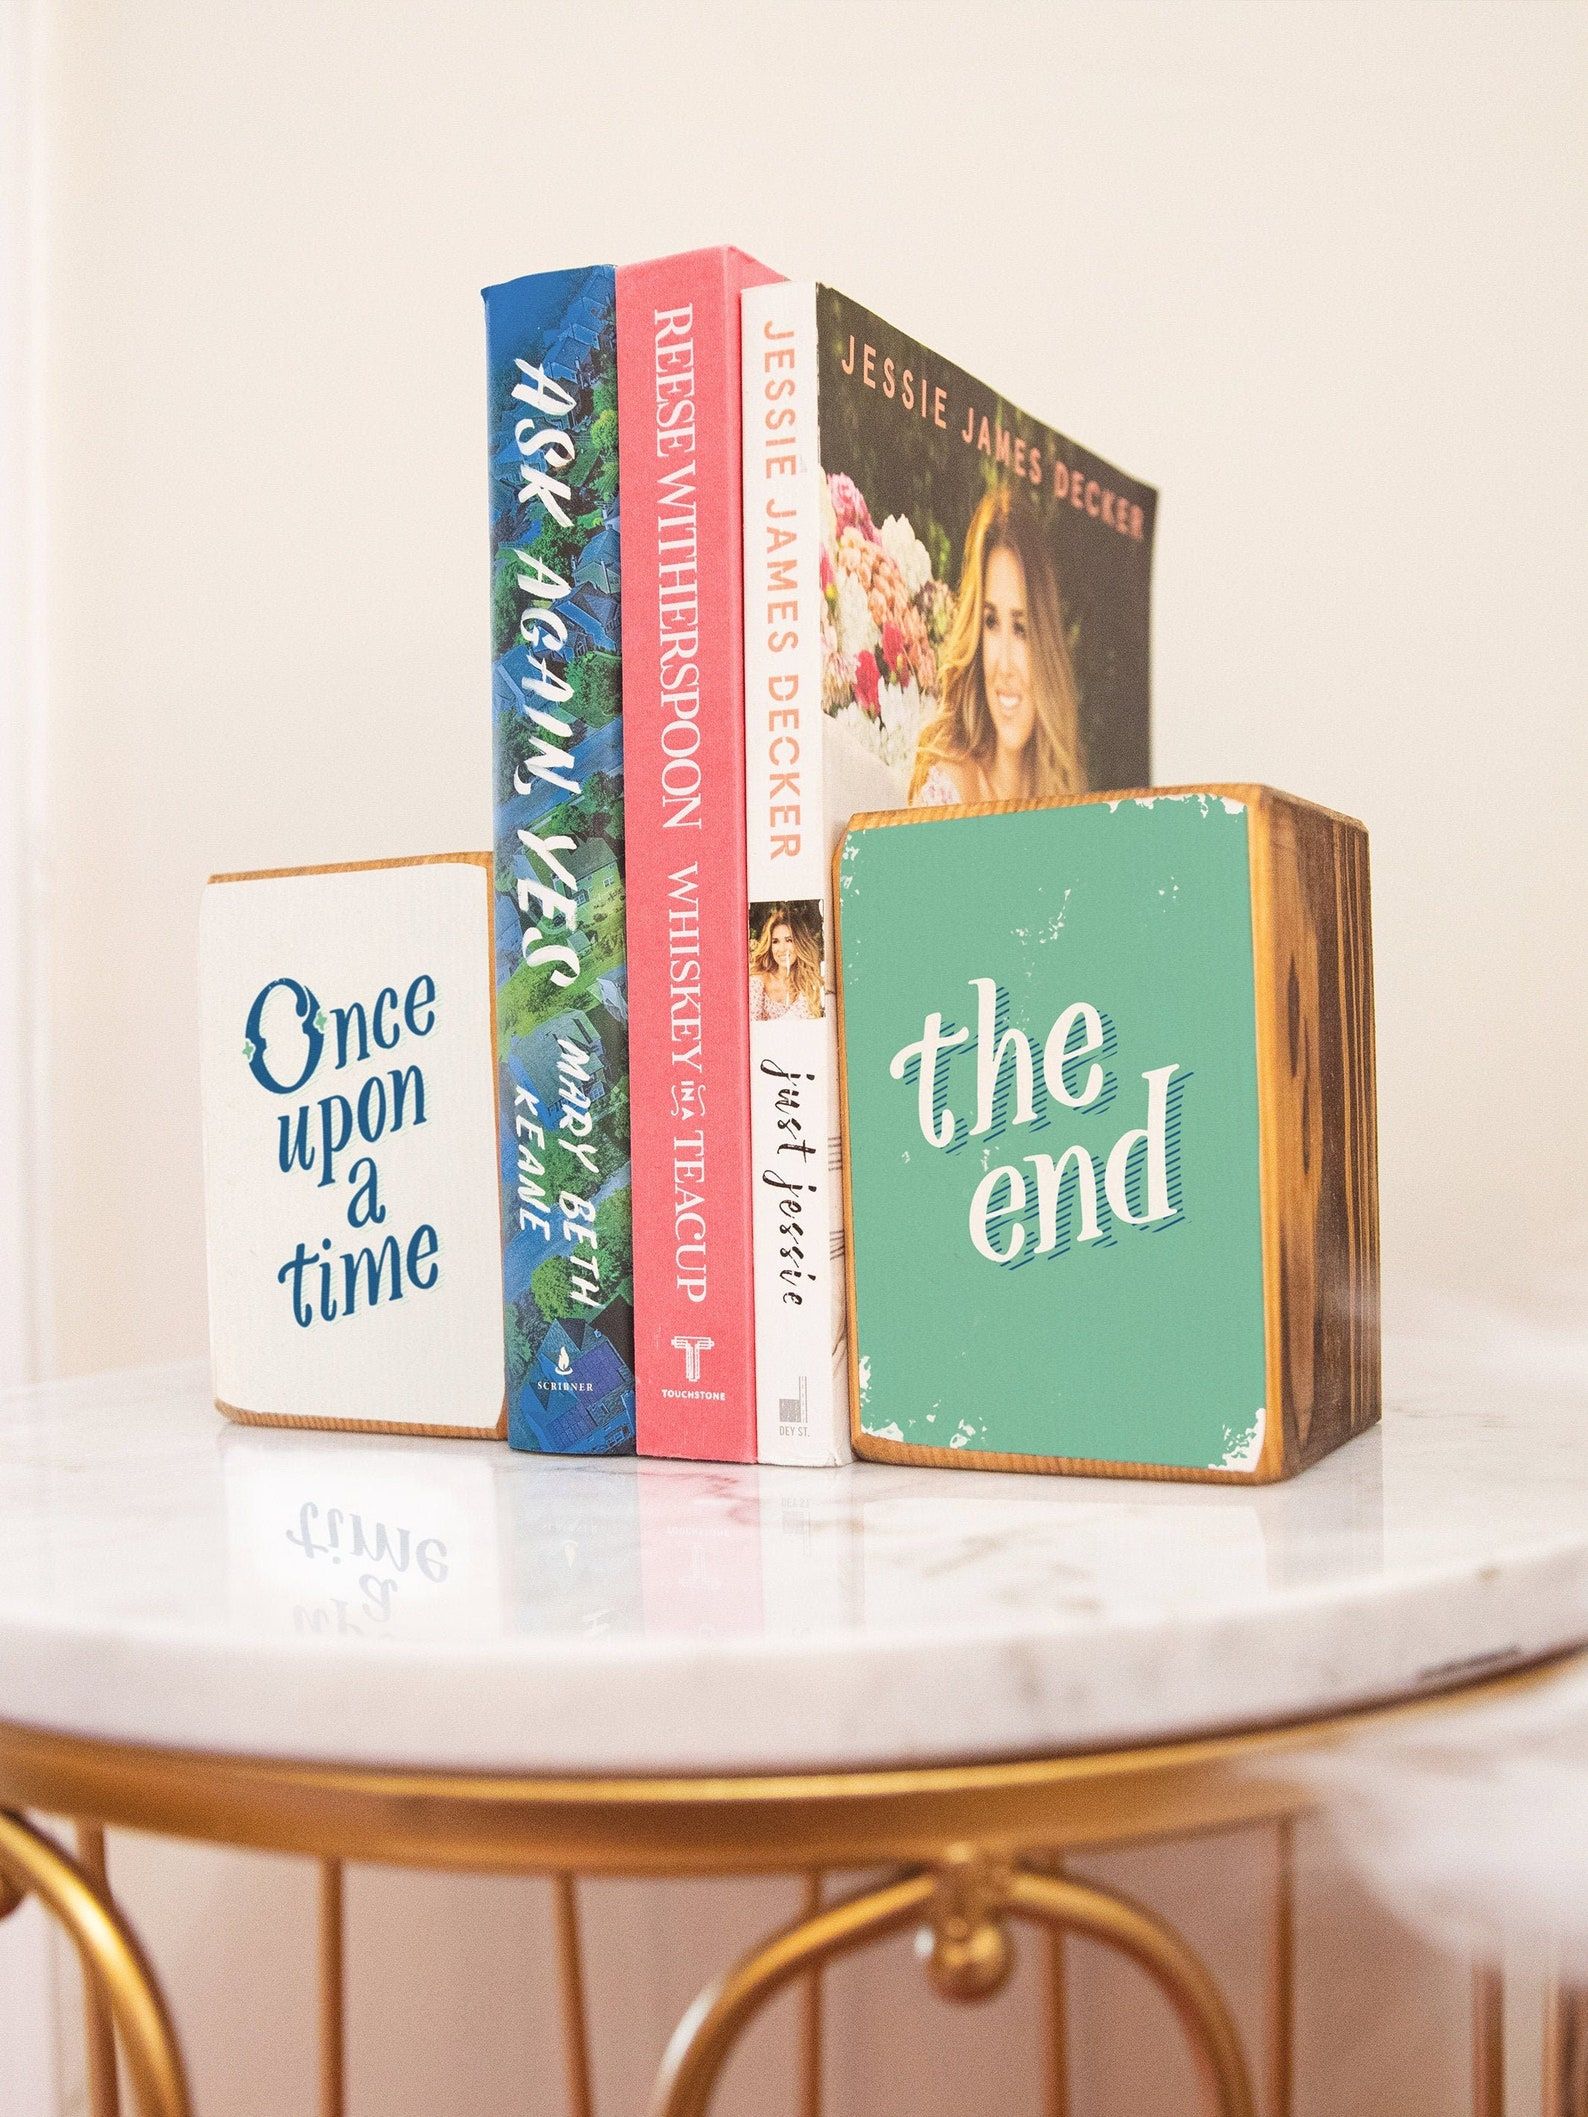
<box><xmin>222</xmin><ymin>1429</ymin><xmax>503</xmax><ymax>1643</ymax></box>
<box><xmin>0</xmin><ymin>1342</ymin><xmax>1583</xmax><ymax>1773</ymax></box>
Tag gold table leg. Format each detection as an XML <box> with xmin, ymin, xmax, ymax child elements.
<box><xmin>1012</xmin><ymin>1864</ymin><xmax>1255</xmax><ymax>2117</ymax></box>
<box><xmin>1544</xmin><ymin>1974</ymin><xmax>1588</xmax><ymax>2117</ymax></box>
<box><xmin>1268</xmin><ymin>1818</ymin><xmax>1295</xmax><ymax>2117</ymax></box>
<box><xmin>800</xmin><ymin>1872</ymin><xmax>824</xmax><ymax>2117</ymax></box>
<box><xmin>1472</xmin><ymin>1962</ymin><xmax>1504</xmax><ymax>2117</ymax></box>
<box><xmin>0</xmin><ymin>1809</ymin><xmax>190</xmax><ymax>2117</ymax></box>
<box><xmin>651</xmin><ymin>1854</ymin><xmax>1256</xmax><ymax>2117</ymax></box>
<box><xmin>1036</xmin><ymin>1852</ymin><xmax>1069</xmax><ymax>2117</ymax></box>
<box><xmin>319</xmin><ymin>1858</ymin><xmax>344</xmax><ymax>2117</ymax></box>
<box><xmin>1044</xmin><ymin>1917</ymin><xmax>1070</xmax><ymax>2117</ymax></box>
<box><xmin>554</xmin><ymin>1871</ymin><xmax>595</xmax><ymax>2117</ymax></box>
<box><xmin>77</xmin><ymin>1823</ymin><xmax>122</xmax><ymax>2117</ymax></box>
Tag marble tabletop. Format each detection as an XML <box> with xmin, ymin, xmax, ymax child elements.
<box><xmin>0</xmin><ymin>1334</ymin><xmax>1585</xmax><ymax>1775</ymax></box>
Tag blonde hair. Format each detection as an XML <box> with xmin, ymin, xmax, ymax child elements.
<box><xmin>908</xmin><ymin>484</ymin><xmax>1084</xmax><ymax>801</ymax></box>
<box><xmin>749</xmin><ymin>905</ymin><xmax>824</xmax><ymax>1017</ymax></box>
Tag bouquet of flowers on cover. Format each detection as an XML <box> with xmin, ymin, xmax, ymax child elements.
<box><xmin>819</xmin><ymin>473</ymin><xmax>955</xmax><ymax>777</ymax></box>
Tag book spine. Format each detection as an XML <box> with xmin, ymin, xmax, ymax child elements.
<box><xmin>741</xmin><ymin>281</ymin><xmax>850</xmax><ymax>1464</ymax></box>
<box><xmin>618</xmin><ymin>252</ymin><xmax>774</xmax><ymax>1461</ymax></box>
<box><xmin>485</xmin><ymin>265</ymin><xmax>636</xmax><ymax>1455</ymax></box>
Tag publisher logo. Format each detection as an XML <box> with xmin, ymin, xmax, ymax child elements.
<box><xmin>548</xmin><ymin>1342</ymin><xmax>594</xmax><ymax>1394</ymax></box>
<box><xmin>671</xmin><ymin>1334</ymin><xmax>713</xmax><ymax>1383</ymax></box>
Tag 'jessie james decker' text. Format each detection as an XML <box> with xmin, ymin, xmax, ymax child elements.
<box><xmin>750</xmin><ymin>317</ymin><xmax>804</xmax><ymax>862</ymax></box>
<box><xmin>837</xmin><ymin>331</ymin><xmax>1146</xmax><ymax>543</ymax></box>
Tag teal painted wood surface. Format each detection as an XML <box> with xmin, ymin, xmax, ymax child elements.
<box><xmin>837</xmin><ymin>794</ymin><xmax>1269</xmax><ymax>1473</ymax></box>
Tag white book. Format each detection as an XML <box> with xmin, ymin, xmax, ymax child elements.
<box><xmin>742</xmin><ymin>281</ymin><xmax>849</xmax><ymax>1464</ymax></box>
<box><xmin>740</xmin><ymin>279</ymin><xmax>1157</xmax><ymax>1465</ymax></box>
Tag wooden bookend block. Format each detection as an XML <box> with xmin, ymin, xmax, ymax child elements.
<box><xmin>200</xmin><ymin>853</ymin><xmax>506</xmax><ymax>1438</ymax></box>
<box><xmin>835</xmin><ymin>785</ymin><xmax>1379</xmax><ymax>1483</ymax></box>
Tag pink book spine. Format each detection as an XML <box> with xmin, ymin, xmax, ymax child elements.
<box><xmin>619</xmin><ymin>248</ymin><xmax>782</xmax><ymax>1460</ymax></box>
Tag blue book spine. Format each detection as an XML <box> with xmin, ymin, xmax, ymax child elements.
<box><xmin>485</xmin><ymin>264</ymin><xmax>635</xmax><ymax>1454</ymax></box>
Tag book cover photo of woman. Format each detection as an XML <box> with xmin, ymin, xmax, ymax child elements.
<box><xmin>908</xmin><ymin>484</ymin><xmax>1084</xmax><ymax>807</ymax></box>
<box><xmin>748</xmin><ymin>901</ymin><xmax>826</xmax><ymax>1022</ymax></box>
<box><xmin>812</xmin><ymin>283</ymin><xmax>1154</xmax><ymax>829</ymax></box>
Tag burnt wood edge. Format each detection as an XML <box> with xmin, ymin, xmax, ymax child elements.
<box><xmin>1251</xmin><ymin>793</ymin><xmax>1381</xmax><ymax>1477</ymax></box>
<box><xmin>216</xmin><ymin>1396</ymin><xmax>509</xmax><ymax>1441</ymax></box>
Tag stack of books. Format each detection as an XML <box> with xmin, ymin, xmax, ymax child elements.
<box><xmin>487</xmin><ymin>249</ymin><xmax>1156</xmax><ymax>1468</ymax></box>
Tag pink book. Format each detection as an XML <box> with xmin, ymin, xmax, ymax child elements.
<box><xmin>619</xmin><ymin>247</ymin><xmax>783</xmax><ymax>1460</ymax></box>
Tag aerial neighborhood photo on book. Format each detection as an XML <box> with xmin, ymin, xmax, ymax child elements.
<box><xmin>741</xmin><ymin>281</ymin><xmax>1158</xmax><ymax>1462</ymax></box>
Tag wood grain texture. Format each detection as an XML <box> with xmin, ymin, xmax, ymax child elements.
<box><xmin>836</xmin><ymin>784</ymin><xmax>1379</xmax><ymax>1483</ymax></box>
<box><xmin>208</xmin><ymin>850</ymin><xmax>507</xmax><ymax>1442</ymax></box>
<box><xmin>849</xmin><ymin>1428</ymin><xmax>1286</xmax><ymax>1485</ymax></box>
<box><xmin>1250</xmin><ymin>790</ymin><xmax>1380</xmax><ymax>1474</ymax></box>
<box><xmin>207</xmin><ymin>851</ymin><xmax>495</xmax><ymax>888</ymax></box>
<box><xmin>215</xmin><ymin>1397</ymin><xmax>507</xmax><ymax>1442</ymax></box>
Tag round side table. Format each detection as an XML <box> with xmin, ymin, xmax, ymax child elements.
<box><xmin>1</xmin><ymin>1356</ymin><xmax>1584</xmax><ymax>2117</ymax></box>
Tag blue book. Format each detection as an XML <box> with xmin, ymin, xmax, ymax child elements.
<box><xmin>485</xmin><ymin>265</ymin><xmax>635</xmax><ymax>1454</ymax></box>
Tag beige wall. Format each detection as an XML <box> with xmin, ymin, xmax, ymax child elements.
<box><xmin>23</xmin><ymin>1</ymin><xmax>1587</xmax><ymax>2111</ymax></box>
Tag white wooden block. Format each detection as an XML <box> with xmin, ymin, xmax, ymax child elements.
<box><xmin>200</xmin><ymin>854</ymin><xmax>504</xmax><ymax>1436</ymax></box>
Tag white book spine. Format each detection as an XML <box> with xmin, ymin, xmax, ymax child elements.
<box><xmin>741</xmin><ymin>280</ymin><xmax>850</xmax><ymax>1465</ymax></box>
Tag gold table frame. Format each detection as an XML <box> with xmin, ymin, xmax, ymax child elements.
<box><xmin>0</xmin><ymin>1661</ymin><xmax>1579</xmax><ymax>2117</ymax></box>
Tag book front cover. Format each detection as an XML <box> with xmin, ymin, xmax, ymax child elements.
<box><xmin>812</xmin><ymin>286</ymin><xmax>1155</xmax><ymax>809</ymax></box>
<box><xmin>743</xmin><ymin>281</ymin><xmax>1157</xmax><ymax>1461</ymax></box>
<box><xmin>487</xmin><ymin>265</ymin><xmax>635</xmax><ymax>1454</ymax></box>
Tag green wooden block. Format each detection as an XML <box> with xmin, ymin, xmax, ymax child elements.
<box><xmin>835</xmin><ymin>786</ymin><xmax>1379</xmax><ymax>1483</ymax></box>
